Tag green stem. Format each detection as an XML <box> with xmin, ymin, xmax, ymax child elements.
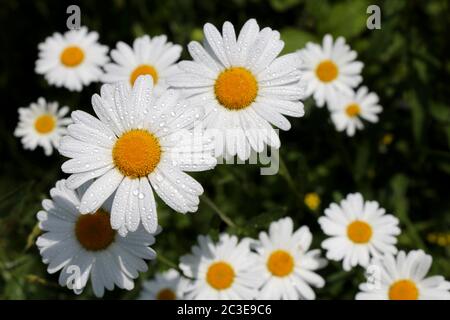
<box><xmin>201</xmin><ymin>194</ymin><xmax>236</xmax><ymax>228</ymax></box>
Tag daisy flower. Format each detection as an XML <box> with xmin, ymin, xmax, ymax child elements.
<box><xmin>356</xmin><ymin>250</ymin><xmax>450</xmax><ymax>300</ymax></box>
<box><xmin>36</xmin><ymin>179</ymin><xmax>158</xmax><ymax>297</ymax></box>
<box><xmin>14</xmin><ymin>97</ymin><xmax>71</xmax><ymax>156</ymax></box>
<box><xmin>59</xmin><ymin>76</ymin><xmax>216</xmax><ymax>236</ymax></box>
<box><xmin>169</xmin><ymin>19</ymin><xmax>305</xmax><ymax>160</ymax></box>
<box><xmin>252</xmin><ymin>217</ymin><xmax>327</xmax><ymax>300</ymax></box>
<box><xmin>36</xmin><ymin>26</ymin><xmax>108</xmax><ymax>91</ymax></box>
<box><xmin>139</xmin><ymin>269</ymin><xmax>187</xmax><ymax>300</ymax></box>
<box><xmin>330</xmin><ymin>86</ymin><xmax>382</xmax><ymax>136</ymax></box>
<box><xmin>103</xmin><ymin>35</ymin><xmax>181</xmax><ymax>96</ymax></box>
<box><xmin>298</xmin><ymin>34</ymin><xmax>363</xmax><ymax>108</ymax></box>
<box><xmin>319</xmin><ymin>192</ymin><xmax>401</xmax><ymax>271</ymax></box>
<box><xmin>179</xmin><ymin>234</ymin><xmax>262</xmax><ymax>300</ymax></box>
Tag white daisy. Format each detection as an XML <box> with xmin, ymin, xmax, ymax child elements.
<box><xmin>14</xmin><ymin>97</ymin><xmax>71</xmax><ymax>156</ymax></box>
<box><xmin>252</xmin><ymin>217</ymin><xmax>326</xmax><ymax>300</ymax></box>
<box><xmin>356</xmin><ymin>250</ymin><xmax>450</xmax><ymax>300</ymax></box>
<box><xmin>168</xmin><ymin>19</ymin><xmax>305</xmax><ymax>160</ymax></box>
<box><xmin>36</xmin><ymin>26</ymin><xmax>108</xmax><ymax>91</ymax></box>
<box><xmin>59</xmin><ymin>76</ymin><xmax>216</xmax><ymax>236</ymax></box>
<box><xmin>103</xmin><ymin>35</ymin><xmax>181</xmax><ymax>96</ymax></box>
<box><xmin>298</xmin><ymin>34</ymin><xmax>363</xmax><ymax>108</ymax></box>
<box><xmin>330</xmin><ymin>86</ymin><xmax>382</xmax><ymax>136</ymax></box>
<box><xmin>139</xmin><ymin>269</ymin><xmax>187</xmax><ymax>300</ymax></box>
<box><xmin>179</xmin><ymin>234</ymin><xmax>262</xmax><ymax>300</ymax></box>
<box><xmin>319</xmin><ymin>192</ymin><xmax>401</xmax><ymax>271</ymax></box>
<box><xmin>36</xmin><ymin>179</ymin><xmax>158</xmax><ymax>297</ymax></box>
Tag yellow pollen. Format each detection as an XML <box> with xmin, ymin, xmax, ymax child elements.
<box><xmin>130</xmin><ymin>64</ymin><xmax>159</xmax><ymax>86</ymax></box>
<box><xmin>156</xmin><ymin>288</ymin><xmax>176</xmax><ymax>300</ymax></box>
<box><xmin>214</xmin><ymin>67</ymin><xmax>258</xmax><ymax>110</ymax></box>
<box><xmin>75</xmin><ymin>209</ymin><xmax>115</xmax><ymax>251</ymax></box>
<box><xmin>60</xmin><ymin>46</ymin><xmax>85</xmax><ymax>67</ymax></box>
<box><xmin>316</xmin><ymin>60</ymin><xmax>338</xmax><ymax>83</ymax></box>
<box><xmin>113</xmin><ymin>130</ymin><xmax>161</xmax><ymax>178</ymax></box>
<box><xmin>34</xmin><ymin>114</ymin><xmax>56</xmax><ymax>134</ymax></box>
<box><xmin>267</xmin><ymin>250</ymin><xmax>294</xmax><ymax>277</ymax></box>
<box><xmin>347</xmin><ymin>220</ymin><xmax>373</xmax><ymax>244</ymax></box>
<box><xmin>304</xmin><ymin>193</ymin><xmax>321</xmax><ymax>211</ymax></box>
<box><xmin>206</xmin><ymin>261</ymin><xmax>235</xmax><ymax>290</ymax></box>
<box><xmin>345</xmin><ymin>103</ymin><xmax>361</xmax><ymax>118</ymax></box>
<box><xmin>389</xmin><ymin>279</ymin><xmax>419</xmax><ymax>300</ymax></box>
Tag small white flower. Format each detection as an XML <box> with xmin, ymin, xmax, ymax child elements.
<box><xmin>36</xmin><ymin>26</ymin><xmax>109</xmax><ymax>91</ymax></box>
<box><xmin>356</xmin><ymin>250</ymin><xmax>450</xmax><ymax>300</ymax></box>
<box><xmin>330</xmin><ymin>86</ymin><xmax>382</xmax><ymax>136</ymax></box>
<box><xmin>139</xmin><ymin>269</ymin><xmax>187</xmax><ymax>300</ymax></box>
<box><xmin>319</xmin><ymin>192</ymin><xmax>400</xmax><ymax>271</ymax></box>
<box><xmin>180</xmin><ymin>234</ymin><xmax>262</xmax><ymax>300</ymax></box>
<box><xmin>14</xmin><ymin>97</ymin><xmax>71</xmax><ymax>156</ymax></box>
<box><xmin>36</xmin><ymin>179</ymin><xmax>158</xmax><ymax>297</ymax></box>
<box><xmin>59</xmin><ymin>76</ymin><xmax>216</xmax><ymax>236</ymax></box>
<box><xmin>252</xmin><ymin>217</ymin><xmax>326</xmax><ymax>300</ymax></box>
<box><xmin>169</xmin><ymin>19</ymin><xmax>305</xmax><ymax>160</ymax></box>
<box><xmin>299</xmin><ymin>34</ymin><xmax>363</xmax><ymax>108</ymax></box>
<box><xmin>103</xmin><ymin>35</ymin><xmax>181</xmax><ymax>96</ymax></box>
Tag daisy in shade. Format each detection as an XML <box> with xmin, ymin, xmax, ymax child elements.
<box><xmin>102</xmin><ymin>35</ymin><xmax>182</xmax><ymax>96</ymax></box>
<box><xmin>252</xmin><ymin>217</ymin><xmax>327</xmax><ymax>300</ymax></box>
<box><xmin>330</xmin><ymin>86</ymin><xmax>382</xmax><ymax>136</ymax></box>
<box><xmin>36</xmin><ymin>179</ymin><xmax>158</xmax><ymax>297</ymax></box>
<box><xmin>356</xmin><ymin>250</ymin><xmax>450</xmax><ymax>300</ymax></box>
<box><xmin>179</xmin><ymin>234</ymin><xmax>262</xmax><ymax>300</ymax></box>
<box><xmin>36</xmin><ymin>26</ymin><xmax>108</xmax><ymax>91</ymax></box>
<box><xmin>14</xmin><ymin>97</ymin><xmax>71</xmax><ymax>156</ymax></box>
<box><xmin>169</xmin><ymin>19</ymin><xmax>305</xmax><ymax>160</ymax></box>
<box><xmin>319</xmin><ymin>193</ymin><xmax>401</xmax><ymax>271</ymax></box>
<box><xmin>139</xmin><ymin>269</ymin><xmax>187</xmax><ymax>300</ymax></box>
<box><xmin>59</xmin><ymin>76</ymin><xmax>216</xmax><ymax>236</ymax></box>
<box><xmin>298</xmin><ymin>34</ymin><xmax>363</xmax><ymax>108</ymax></box>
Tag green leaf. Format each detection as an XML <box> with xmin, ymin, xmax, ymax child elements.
<box><xmin>280</xmin><ymin>28</ymin><xmax>316</xmax><ymax>54</ymax></box>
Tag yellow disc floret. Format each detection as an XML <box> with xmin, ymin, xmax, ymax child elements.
<box><xmin>34</xmin><ymin>114</ymin><xmax>56</xmax><ymax>134</ymax></box>
<box><xmin>113</xmin><ymin>129</ymin><xmax>161</xmax><ymax>178</ymax></box>
<box><xmin>60</xmin><ymin>46</ymin><xmax>85</xmax><ymax>67</ymax></box>
<box><xmin>214</xmin><ymin>67</ymin><xmax>258</xmax><ymax>110</ymax></box>
<box><xmin>267</xmin><ymin>250</ymin><xmax>295</xmax><ymax>277</ymax></box>
<box><xmin>75</xmin><ymin>209</ymin><xmax>115</xmax><ymax>251</ymax></box>
<box><xmin>130</xmin><ymin>64</ymin><xmax>159</xmax><ymax>86</ymax></box>
<box><xmin>347</xmin><ymin>220</ymin><xmax>373</xmax><ymax>244</ymax></box>
<box><xmin>316</xmin><ymin>60</ymin><xmax>338</xmax><ymax>83</ymax></box>
<box><xmin>345</xmin><ymin>103</ymin><xmax>361</xmax><ymax>118</ymax></box>
<box><xmin>389</xmin><ymin>279</ymin><xmax>419</xmax><ymax>300</ymax></box>
<box><xmin>206</xmin><ymin>261</ymin><xmax>235</xmax><ymax>290</ymax></box>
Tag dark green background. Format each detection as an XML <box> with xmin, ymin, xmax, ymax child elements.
<box><xmin>0</xmin><ymin>0</ymin><xmax>449</xmax><ymax>299</ymax></box>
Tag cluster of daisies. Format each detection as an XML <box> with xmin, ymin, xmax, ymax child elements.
<box><xmin>299</xmin><ymin>34</ymin><xmax>382</xmax><ymax>136</ymax></box>
<box><xmin>12</xmin><ymin>18</ymin><xmax>449</xmax><ymax>299</ymax></box>
<box><xmin>138</xmin><ymin>193</ymin><xmax>450</xmax><ymax>300</ymax></box>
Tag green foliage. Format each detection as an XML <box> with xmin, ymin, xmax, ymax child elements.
<box><xmin>0</xmin><ymin>0</ymin><xmax>449</xmax><ymax>300</ymax></box>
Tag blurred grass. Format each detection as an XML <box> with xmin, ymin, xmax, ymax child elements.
<box><xmin>0</xmin><ymin>0</ymin><xmax>449</xmax><ymax>299</ymax></box>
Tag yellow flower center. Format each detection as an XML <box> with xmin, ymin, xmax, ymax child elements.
<box><xmin>315</xmin><ymin>60</ymin><xmax>338</xmax><ymax>83</ymax></box>
<box><xmin>113</xmin><ymin>129</ymin><xmax>161</xmax><ymax>178</ymax></box>
<box><xmin>156</xmin><ymin>288</ymin><xmax>176</xmax><ymax>300</ymax></box>
<box><xmin>60</xmin><ymin>46</ymin><xmax>85</xmax><ymax>67</ymax></box>
<box><xmin>34</xmin><ymin>114</ymin><xmax>56</xmax><ymax>134</ymax></box>
<box><xmin>345</xmin><ymin>103</ymin><xmax>361</xmax><ymax>118</ymax></box>
<box><xmin>267</xmin><ymin>250</ymin><xmax>295</xmax><ymax>277</ymax></box>
<box><xmin>75</xmin><ymin>209</ymin><xmax>116</xmax><ymax>251</ymax></box>
<box><xmin>214</xmin><ymin>67</ymin><xmax>258</xmax><ymax>110</ymax></box>
<box><xmin>304</xmin><ymin>192</ymin><xmax>320</xmax><ymax>211</ymax></box>
<box><xmin>206</xmin><ymin>261</ymin><xmax>235</xmax><ymax>290</ymax></box>
<box><xmin>130</xmin><ymin>64</ymin><xmax>159</xmax><ymax>86</ymax></box>
<box><xmin>389</xmin><ymin>279</ymin><xmax>419</xmax><ymax>300</ymax></box>
<box><xmin>347</xmin><ymin>220</ymin><xmax>373</xmax><ymax>244</ymax></box>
